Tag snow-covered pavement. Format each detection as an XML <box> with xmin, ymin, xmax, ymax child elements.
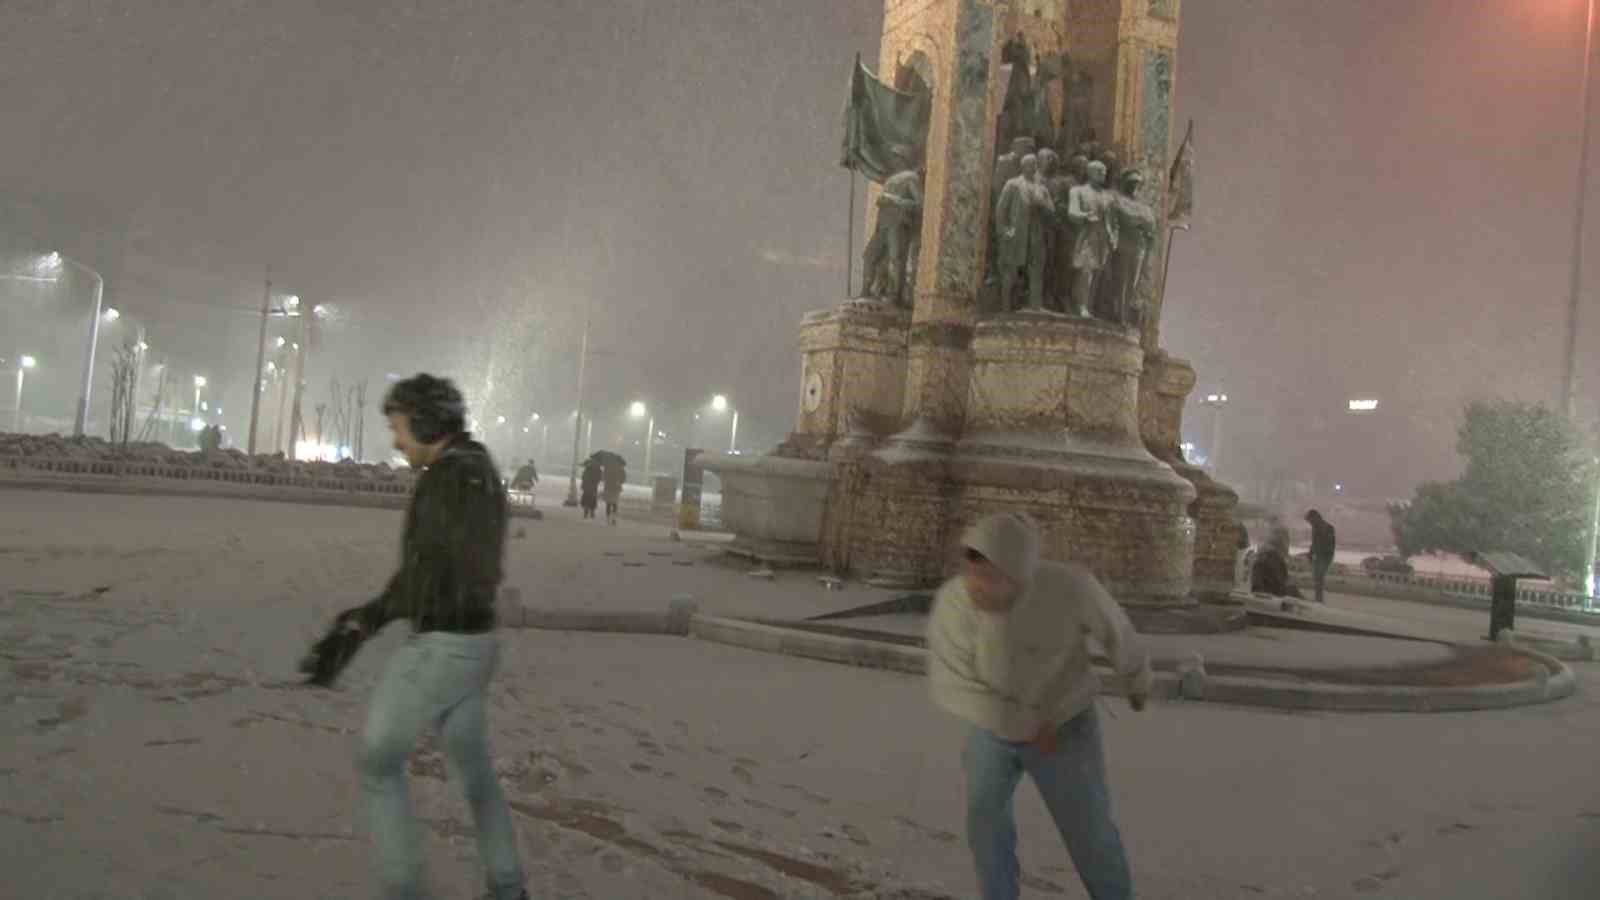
<box><xmin>3</xmin><ymin>491</ymin><xmax>1599</xmax><ymax>899</ymax></box>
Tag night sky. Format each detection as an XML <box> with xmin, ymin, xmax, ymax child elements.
<box><xmin>1</xmin><ymin>0</ymin><xmax>1595</xmax><ymax>498</ymax></box>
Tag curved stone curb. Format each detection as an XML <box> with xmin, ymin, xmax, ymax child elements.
<box><xmin>1239</xmin><ymin>591</ymin><xmax>1597</xmax><ymax>664</ymax></box>
<box><xmin>686</xmin><ymin>614</ymin><xmax>928</xmax><ymax>675</ymax></box>
<box><xmin>505</xmin><ymin>606</ymin><xmax>1579</xmax><ymax>713</ymax></box>
<box><xmin>1162</xmin><ymin>649</ymin><xmax>1576</xmax><ymax>713</ymax></box>
<box><xmin>0</xmin><ymin>471</ymin><xmax>544</xmax><ymax>519</ymax></box>
<box><xmin>498</xmin><ymin>592</ymin><xmax>696</xmax><ymax>635</ymax></box>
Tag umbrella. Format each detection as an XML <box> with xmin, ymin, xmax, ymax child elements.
<box><xmin>589</xmin><ymin>450</ymin><xmax>627</xmax><ymax>468</ymax></box>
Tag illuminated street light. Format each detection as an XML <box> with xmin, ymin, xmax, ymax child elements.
<box><xmin>275</xmin><ymin>337</ymin><xmax>287</xmax><ymax>349</ymax></box>
<box><xmin>1198</xmin><ymin>392</ymin><xmax>1228</xmax><ymax>471</ymax></box>
<box><xmin>37</xmin><ymin>251</ymin><xmax>107</xmax><ymax>437</ymax></box>
<box><xmin>630</xmin><ymin>401</ymin><xmax>655</xmax><ymax>478</ymax></box>
<box><xmin>13</xmin><ymin>355</ymin><xmax>38</xmax><ymax>433</ymax></box>
<box><xmin>102</xmin><ymin>307</ymin><xmax>120</xmax><ymax>322</ymax></box>
<box><xmin>496</xmin><ymin>415</ymin><xmax>507</xmax><ymax>425</ymax></box>
<box><xmin>193</xmin><ymin>375</ymin><xmax>207</xmax><ymax>434</ymax></box>
<box><xmin>706</xmin><ymin>394</ymin><xmax>739</xmax><ymax>453</ymax></box>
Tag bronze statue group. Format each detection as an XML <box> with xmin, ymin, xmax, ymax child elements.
<box><xmin>859</xmin><ymin>136</ymin><xmax>1158</xmax><ymax>331</ymax></box>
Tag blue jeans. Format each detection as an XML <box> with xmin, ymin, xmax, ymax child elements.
<box><xmin>360</xmin><ymin>631</ymin><xmax>525</xmax><ymax>900</ymax></box>
<box><xmin>963</xmin><ymin>707</ymin><xmax>1133</xmax><ymax>900</ymax></box>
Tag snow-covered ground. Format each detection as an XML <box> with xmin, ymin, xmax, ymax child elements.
<box><xmin>3</xmin><ymin>491</ymin><xmax>1600</xmax><ymax>899</ymax></box>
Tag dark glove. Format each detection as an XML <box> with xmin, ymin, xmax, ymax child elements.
<box><xmin>298</xmin><ymin>609</ymin><xmax>369</xmax><ymax>688</ymax></box>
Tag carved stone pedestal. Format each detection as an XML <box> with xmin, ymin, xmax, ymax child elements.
<box><xmin>796</xmin><ymin>301</ymin><xmax>911</xmax><ymax>444</ymax></box>
<box><xmin>842</xmin><ymin>317</ymin><xmax>1197</xmax><ymax>605</ymax></box>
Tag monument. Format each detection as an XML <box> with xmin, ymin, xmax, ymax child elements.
<box><xmin>710</xmin><ymin>0</ymin><xmax>1240</xmax><ymax>608</ymax></box>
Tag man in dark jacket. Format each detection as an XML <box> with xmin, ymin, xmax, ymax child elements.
<box><xmin>1306</xmin><ymin>509</ymin><xmax>1337</xmax><ymax>604</ymax></box>
<box><xmin>300</xmin><ymin>374</ymin><xmax>527</xmax><ymax>900</ymax></box>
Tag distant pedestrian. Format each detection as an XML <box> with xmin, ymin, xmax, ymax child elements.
<box><xmin>579</xmin><ymin>458</ymin><xmax>601</xmax><ymax>519</ymax></box>
<box><xmin>1306</xmin><ymin>509</ymin><xmax>1336</xmax><ymax>604</ymax></box>
<box><xmin>1250</xmin><ymin>525</ymin><xmax>1301</xmax><ymax>599</ymax></box>
<box><xmin>510</xmin><ymin>460</ymin><xmax>538</xmax><ymax>492</ymax></box>
<box><xmin>926</xmin><ymin>512</ymin><xmax>1151</xmax><ymax>900</ymax></box>
<box><xmin>602</xmin><ymin>459</ymin><xmax>625</xmax><ymax>525</ymax></box>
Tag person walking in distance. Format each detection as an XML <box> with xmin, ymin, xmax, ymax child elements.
<box><xmin>926</xmin><ymin>512</ymin><xmax>1152</xmax><ymax>900</ymax></box>
<box><xmin>579</xmin><ymin>456</ymin><xmax>602</xmax><ymax>520</ymax></box>
<box><xmin>1306</xmin><ymin>509</ymin><xmax>1337</xmax><ymax>604</ymax></box>
<box><xmin>299</xmin><ymin>374</ymin><xmax>527</xmax><ymax>900</ymax></box>
<box><xmin>601</xmin><ymin>457</ymin><xmax>625</xmax><ymax>525</ymax></box>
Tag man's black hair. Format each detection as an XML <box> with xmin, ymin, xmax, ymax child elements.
<box><xmin>382</xmin><ymin>374</ymin><xmax>467</xmax><ymax>444</ymax></box>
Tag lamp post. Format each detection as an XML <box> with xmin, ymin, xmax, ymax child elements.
<box><xmin>1199</xmin><ymin>393</ymin><xmax>1228</xmax><ymax>472</ymax></box>
<box><xmin>631</xmin><ymin>400</ymin><xmax>654</xmax><ymax>480</ymax></box>
<box><xmin>13</xmin><ymin>355</ymin><xmax>37</xmax><ymax>433</ymax></box>
<box><xmin>711</xmin><ymin>394</ymin><xmax>739</xmax><ymax>453</ymax></box>
<box><xmin>248</xmin><ymin>291</ymin><xmax>305</xmax><ymax>455</ymax></box>
<box><xmin>193</xmin><ymin>375</ymin><xmax>207</xmax><ymax>425</ymax></box>
<box><xmin>1563</xmin><ymin>0</ymin><xmax>1597</xmax><ymax>418</ymax></box>
<box><xmin>36</xmin><ymin>252</ymin><xmax>108</xmax><ymax>438</ymax></box>
<box><xmin>564</xmin><ymin>308</ymin><xmax>592</xmax><ymax>507</ymax></box>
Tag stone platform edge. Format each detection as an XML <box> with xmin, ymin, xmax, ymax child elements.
<box><xmin>0</xmin><ymin>468</ymin><xmax>544</xmax><ymax>519</ymax></box>
<box><xmin>497</xmin><ymin>603</ymin><xmax>1577</xmax><ymax>714</ymax></box>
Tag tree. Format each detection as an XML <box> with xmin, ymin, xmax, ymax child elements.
<box><xmin>1389</xmin><ymin>400</ymin><xmax>1596</xmax><ymax>581</ymax></box>
<box><xmin>107</xmin><ymin>340</ymin><xmax>139</xmax><ymax>449</ymax></box>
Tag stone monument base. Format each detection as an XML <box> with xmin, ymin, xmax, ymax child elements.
<box><xmin>836</xmin><ymin>317</ymin><xmax>1199</xmax><ymax>606</ymax></box>
<box><xmin>703</xmin><ymin>452</ymin><xmax>833</xmax><ymax>567</ymax></box>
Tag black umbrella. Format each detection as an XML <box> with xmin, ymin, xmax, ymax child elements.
<box><xmin>589</xmin><ymin>450</ymin><xmax>627</xmax><ymax>468</ymax></box>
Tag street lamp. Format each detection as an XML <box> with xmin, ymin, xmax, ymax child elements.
<box><xmin>193</xmin><ymin>375</ymin><xmax>207</xmax><ymax>429</ymax></box>
<box><xmin>36</xmin><ymin>252</ymin><xmax>107</xmax><ymax>437</ymax></box>
<box><xmin>709</xmin><ymin>394</ymin><xmax>739</xmax><ymax>453</ymax></box>
<box><xmin>13</xmin><ymin>355</ymin><xmax>37</xmax><ymax>433</ymax></box>
<box><xmin>102</xmin><ymin>307</ymin><xmax>120</xmax><ymax>322</ymax></box>
<box><xmin>1198</xmin><ymin>392</ymin><xmax>1228</xmax><ymax>471</ymax></box>
<box><xmin>630</xmin><ymin>401</ymin><xmax>655</xmax><ymax>479</ymax></box>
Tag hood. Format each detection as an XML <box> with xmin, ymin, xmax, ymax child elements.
<box><xmin>960</xmin><ymin>512</ymin><xmax>1041</xmax><ymax>587</ymax></box>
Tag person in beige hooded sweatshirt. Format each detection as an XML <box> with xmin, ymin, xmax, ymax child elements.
<box><xmin>927</xmin><ymin>512</ymin><xmax>1152</xmax><ymax>900</ymax></box>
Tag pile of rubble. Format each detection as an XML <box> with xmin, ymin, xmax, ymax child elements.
<box><xmin>0</xmin><ymin>432</ymin><xmax>414</xmax><ymax>485</ymax></box>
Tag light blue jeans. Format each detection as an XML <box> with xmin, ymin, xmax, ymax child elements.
<box><xmin>360</xmin><ymin>631</ymin><xmax>525</xmax><ymax>900</ymax></box>
<box><xmin>963</xmin><ymin>707</ymin><xmax>1133</xmax><ymax>900</ymax></box>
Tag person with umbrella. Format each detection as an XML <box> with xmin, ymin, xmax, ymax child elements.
<box><xmin>594</xmin><ymin>450</ymin><xmax>627</xmax><ymax>525</ymax></box>
<box><xmin>579</xmin><ymin>455</ymin><xmax>603</xmax><ymax>519</ymax></box>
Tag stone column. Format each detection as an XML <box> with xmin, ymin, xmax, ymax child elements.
<box><xmin>896</xmin><ymin>0</ymin><xmax>999</xmax><ymax>440</ymax></box>
<box><xmin>1140</xmin><ymin>351</ymin><xmax>1238</xmax><ymax>603</ymax></box>
<box><xmin>842</xmin><ymin>0</ymin><xmax>1003</xmax><ymax>588</ymax></box>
